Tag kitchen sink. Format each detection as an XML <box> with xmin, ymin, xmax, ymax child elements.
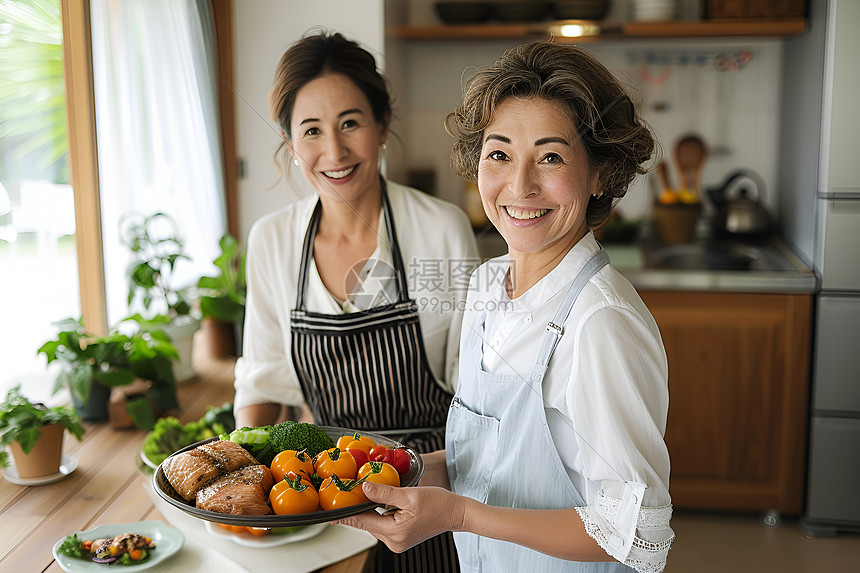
<box><xmin>603</xmin><ymin>236</ymin><xmax>817</xmax><ymax>293</ymax></box>
<box><xmin>642</xmin><ymin>240</ymin><xmax>800</xmax><ymax>272</ymax></box>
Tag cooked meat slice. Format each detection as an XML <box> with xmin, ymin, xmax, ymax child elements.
<box><xmin>196</xmin><ymin>465</ymin><xmax>274</xmax><ymax>515</ymax></box>
<box><xmin>161</xmin><ymin>447</ymin><xmax>221</xmax><ymax>501</ymax></box>
<box><xmin>198</xmin><ymin>439</ymin><xmax>259</xmax><ymax>472</ymax></box>
<box><xmin>161</xmin><ymin>440</ymin><xmax>259</xmax><ymax>501</ymax></box>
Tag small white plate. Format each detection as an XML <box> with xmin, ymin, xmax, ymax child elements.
<box><xmin>52</xmin><ymin>520</ymin><xmax>184</xmax><ymax>572</ymax></box>
<box><xmin>2</xmin><ymin>454</ymin><xmax>78</xmax><ymax>486</ymax></box>
<box><xmin>204</xmin><ymin>521</ymin><xmax>328</xmax><ymax>548</ymax></box>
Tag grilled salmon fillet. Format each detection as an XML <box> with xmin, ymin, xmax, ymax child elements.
<box><xmin>161</xmin><ymin>440</ymin><xmax>259</xmax><ymax>501</ymax></box>
<box><xmin>196</xmin><ymin>465</ymin><xmax>275</xmax><ymax>515</ymax></box>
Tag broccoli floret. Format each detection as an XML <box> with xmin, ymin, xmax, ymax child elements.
<box><xmin>269</xmin><ymin>421</ymin><xmax>333</xmax><ymax>457</ymax></box>
<box><xmin>224</xmin><ymin>426</ymin><xmax>274</xmax><ymax>464</ymax></box>
<box><xmin>142</xmin><ymin>417</ymin><xmax>200</xmax><ymax>466</ymax></box>
<box><xmin>267</xmin><ymin>420</ymin><xmax>296</xmax><ymax>452</ymax></box>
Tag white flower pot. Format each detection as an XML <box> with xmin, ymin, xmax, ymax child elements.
<box><xmin>163</xmin><ymin>315</ymin><xmax>200</xmax><ymax>383</ymax></box>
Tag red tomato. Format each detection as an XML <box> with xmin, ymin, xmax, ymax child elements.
<box><xmin>269</xmin><ymin>474</ymin><xmax>320</xmax><ymax>515</ymax></box>
<box><xmin>270</xmin><ymin>449</ymin><xmax>314</xmax><ymax>483</ymax></box>
<box><xmin>368</xmin><ymin>444</ymin><xmax>388</xmax><ymax>462</ymax></box>
<box><xmin>314</xmin><ymin>447</ymin><xmax>358</xmax><ymax>480</ymax></box>
<box><xmin>381</xmin><ymin>448</ymin><xmax>411</xmax><ymax>475</ymax></box>
<box><xmin>347</xmin><ymin>447</ymin><xmax>369</xmax><ymax>468</ymax></box>
<box><xmin>318</xmin><ymin>475</ymin><xmax>368</xmax><ymax>510</ymax></box>
<box><xmin>357</xmin><ymin>461</ymin><xmax>400</xmax><ymax>487</ymax></box>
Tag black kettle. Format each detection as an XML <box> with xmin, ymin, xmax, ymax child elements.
<box><xmin>706</xmin><ymin>169</ymin><xmax>771</xmax><ymax>237</ymax></box>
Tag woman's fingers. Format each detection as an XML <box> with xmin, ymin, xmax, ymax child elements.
<box><xmin>335</xmin><ymin>483</ymin><xmax>464</xmax><ymax>553</ymax></box>
<box><xmin>333</xmin><ymin>509</ymin><xmax>386</xmax><ymax>531</ymax></box>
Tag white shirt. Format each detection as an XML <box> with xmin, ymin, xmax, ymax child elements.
<box><xmin>466</xmin><ymin>232</ymin><xmax>674</xmax><ymax>572</ymax></box>
<box><xmin>234</xmin><ymin>181</ymin><xmax>480</xmax><ymax>412</ymax></box>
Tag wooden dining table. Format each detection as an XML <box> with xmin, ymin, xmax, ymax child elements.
<box><xmin>0</xmin><ymin>345</ymin><xmax>373</xmax><ymax>572</ymax></box>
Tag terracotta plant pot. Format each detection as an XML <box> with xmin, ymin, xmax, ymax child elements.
<box><xmin>109</xmin><ymin>378</ymin><xmax>160</xmax><ymax>429</ymax></box>
<box><xmin>9</xmin><ymin>422</ymin><xmax>64</xmax><ymax>478</ymax></box>
<box><xmin>200</xmin><ymin>316</ymin><xmax>237</xmax><ymax>358</ymax></box>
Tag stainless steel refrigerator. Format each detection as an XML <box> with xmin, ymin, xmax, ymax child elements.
<box><xmin>789</xmin><ymin>0</ymin><xmax>860</xmax><ymax>537</ymax></box>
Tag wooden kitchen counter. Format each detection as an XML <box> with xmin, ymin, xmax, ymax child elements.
<box><xmin>0</xmin><ymin>339</ymin><xmax>371</xmax><ymax>572</ymax></box>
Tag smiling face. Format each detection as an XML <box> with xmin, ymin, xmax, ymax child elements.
<box><xmin>289</xmin><ymin>73</ymin><xmax>388</xmax><ymax>205</ymax></box>
<box><xmin>478</xmin><ymin>96</ymin><xmax>598</xmax><ymax>260</ymax></box>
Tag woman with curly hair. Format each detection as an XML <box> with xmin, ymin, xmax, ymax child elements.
<box><xmin>337</xmin><ymin>40</ymin><xmax>675</xmax><ymax>573</ymax></box>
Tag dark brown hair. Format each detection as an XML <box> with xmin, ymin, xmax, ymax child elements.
<box><xmin>269</xmin><ymin>30</ymin><xmax>392</xmax><ymax>137</ymax></box>
<box><xmin>445</xmin><ymin>40</ymin><xmax>656</xmax><ymax>229</ymax></box>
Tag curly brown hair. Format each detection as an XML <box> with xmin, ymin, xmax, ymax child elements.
<box><xmin>445</xmin><ymin>40</ymin><xmax>656</xmax><ymax>229</ymax></box>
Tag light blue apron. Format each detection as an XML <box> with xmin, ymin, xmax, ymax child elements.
<box><xmin>445</xmin><ymin>250</ymin><xmax>633</xmax><ymax>572</ymax></box>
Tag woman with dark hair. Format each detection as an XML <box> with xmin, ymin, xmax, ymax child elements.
<box><xmin>233</xmin><ymin>30</ymin><xmax>477</xmax><ymax>572</ymax></box>
<box><xmin>337</xmin><ymin>40</ymin><xmax>675</xmax><ymax>573</ymax></box>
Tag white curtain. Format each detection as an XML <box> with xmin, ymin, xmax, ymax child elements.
<box><xmin>90</xmin><ymin>0</ymin><xmax>226</xmax><ymax>326</ymax></box>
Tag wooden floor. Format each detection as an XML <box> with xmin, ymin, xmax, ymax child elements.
<box><xmin>196</xmin><ymin>333</ymin><xmax>860</xmax><ymax>573</ymax></box>
<box><xmin>665</xmin><ymin>511</ymin><xmax>860</xmax><ymax>572</ymax></box>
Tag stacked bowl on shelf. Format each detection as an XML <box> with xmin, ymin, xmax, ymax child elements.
<box><xmin>433</xmin><ymin>1</ymin><xmax>611</xmax><ymax>24</ymax></box>
<box><xmin>631</xmin><ymin>0</ymin><xmax>676</xmax><ymax>21</ymax></box>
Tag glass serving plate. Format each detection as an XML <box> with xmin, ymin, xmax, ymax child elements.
<box><xmin>152</xmin><ymin>426</ymin><xmax>424</xmax><ymax>527</ymax></box>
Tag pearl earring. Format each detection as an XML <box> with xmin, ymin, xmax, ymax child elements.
<box><xmin>381</xmin><ymin>143</ymin><xmax>387</xmax><ymax>151</ymax></box>
<box><xmin>293</xmin><ymin>158</ymin><xmax>299</xmax><ymax>167</ymax></box>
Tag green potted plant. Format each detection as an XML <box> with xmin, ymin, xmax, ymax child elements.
<box><xmin>119</xmin><ymin>210</ymin><xmax>200</xmax><ymax>380</ymax></box>
<box><xmin>1</xmin><ymin>385</ymin><xmax>85</xmax><ymax>479</ymax></box>
<box><xmin>197</xmin><ymin>234</ymin><xmax>246</xmax><ymax>356</ymax></box>
<box><xmin>37</xmin><ymin>316</ymin><xmax>180</xmax><ymax>431</ymax></box>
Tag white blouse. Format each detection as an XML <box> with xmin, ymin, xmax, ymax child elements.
<box><xmin>469</xmin><ymin>232</ymin><xmax>674</xmax><ymax>573</ymax></box>
<box><xmin>233</xmin><ymin>181</ymin><xmax>480</xmax><ymax>412</ymax></box>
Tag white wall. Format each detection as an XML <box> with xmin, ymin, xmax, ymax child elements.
<box><xmin>232</xmin><ymin>0</ymin><xmax>386</xmax><ymax>241</ymax></box>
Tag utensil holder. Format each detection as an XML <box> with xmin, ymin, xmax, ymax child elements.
<box><xmin>652</xmin><ymin>202</ymin><xmax>701</xmax><ymax>244</ymax></box>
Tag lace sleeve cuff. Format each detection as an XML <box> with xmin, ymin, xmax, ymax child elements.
<box><xmin>575</xmin><ymin>492</ymin><xmax>675</xmax><ymax>573</ymax></box>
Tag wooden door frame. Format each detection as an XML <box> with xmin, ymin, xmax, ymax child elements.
<box><xmin>211</xmin><ymin>0</ymin><xmax>238</xmax><ymax>239</ymax></box>
<box><xmin>61</xmin><ymin>0</ymin><xmax>107</xmax><ymax>335</ymax></box>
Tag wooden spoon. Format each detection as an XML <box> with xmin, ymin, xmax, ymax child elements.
<box><xmin>675</xmin><ymin>135</ymin><xmax>707</xmax><ymax>201</ymax></box>
<box><xmin>656</xmin><ymin>161</ymin><xmax>673</xmax><ymax>192</ymax></box>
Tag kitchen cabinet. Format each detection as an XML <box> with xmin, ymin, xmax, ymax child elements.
<box><xmin>639</xmin><ymin>290</ymin><xmax>812</xmax><ymax>515</ymax></box>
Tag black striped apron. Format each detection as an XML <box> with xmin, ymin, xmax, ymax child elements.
<box><xmin>290</xmin><ymin>179</ymin><xmax>460</xmax><ymax>573</ymax></box>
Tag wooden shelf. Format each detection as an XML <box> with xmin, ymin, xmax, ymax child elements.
<box><xmin>621</xmin><ymin>18</ymin><xmax>808</xmax><ymax>38</ymax></box>
<box><xmin>394</xmin><ymin>18</ymin><xmax>808</xmax><ymax>41</ymax></box>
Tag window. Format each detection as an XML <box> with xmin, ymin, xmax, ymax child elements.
<box><xmin>0</xmin><ymin>0</ymin><xmax>230</xmax><ymax>401</ymax></box>
<box><xmin>0</xmin><ymin>0</ymin><xmax>79</xmax><ymax>402</ymax></box>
